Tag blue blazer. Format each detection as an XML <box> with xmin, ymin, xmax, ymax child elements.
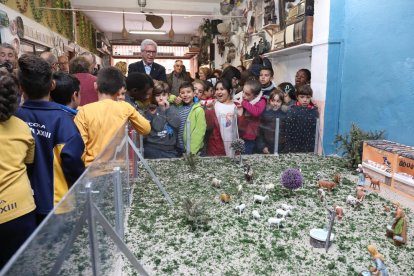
<box><xmin>128</xmin><ymin>60</ymin><xmax>167</xmax><ymax>82</ymax></box>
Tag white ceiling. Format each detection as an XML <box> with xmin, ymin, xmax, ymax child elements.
<box><xmin>70</xmin><ymin>0</ymin><xmax>223</xmax><ymax>41</ymax></box>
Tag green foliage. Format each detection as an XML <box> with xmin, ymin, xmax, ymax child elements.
<box><xmin>183</xmin><ymin>153</ymin><xmax>197</xmax><ymax>170</ymax></box>
<box><xmin>334</xmin><ymin>123</ymin><xmax>385</xmax><ymax>168</ymax></box>
<box><xmin>182</xmin><ymin>198</ymin><xmax>210</xmax><ymax>231</ymax></box>
<box><xmin>327</xmin><ymin>262</ymin><xmax>336</xmax><ymax>270</ymax></box>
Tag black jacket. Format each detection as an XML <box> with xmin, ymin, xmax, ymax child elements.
<box><xmin>128</xmin><ymin>60</ymin><xmax>167</xmax><ymax>82</ymax></box>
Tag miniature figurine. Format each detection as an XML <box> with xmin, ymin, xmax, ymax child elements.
<box><xmin>356</xmin><ymin>186</ymin><xmax>366</xmax><ymax>201</ymax></box>
<box><xmin>220</xmin><ymin>193</ymin><xmax>231</xmax><ymax>203</ymax></box>
<box><xmin>346</xmin><ymin>195</ymin><xmax>361</xmax><ymax>207</ymax></box>
<box><xmin>237</xmin><ymin>184</ymin><xmax>243</xmax><ymax>194</ymax></box>
<box><xmin>280</xmin><ymin>204</ymin><xmax>294</xmax><ymax>211</ymax></box>
<box><xmin>253</xmin><ymin>194</ymin><xmax>268</xmax><ymax>205</ymax></box>
<box><xmin>275</xmin><ymin>208</ymin><xmax>290</xmax><ymax>219</ymax></box>
<box><xmin>383</xmin><ymin>157</ymin><xmax>391</xmax><ymax>168</ymax></box>
<box><xmin>386</xmin><ymin>202</ymin><xmax>408</xmax><ymax>246</ymax></box>
<box><xmin>268</xmin><ymin>217</ymin><xmax>285</xmax><ymax>229</ymax></box>
<box><xmin>252</xmin><ymin>210</ymin><xmax>261</xmax><ymax>220</ymax></box>
<box><xmin>356</xmin><ymin>164</ymin><xmax>366</xmax><ymax>186</ymax></box>
<box><xmin>318</xmin><ymin>174</ymin><xmax>341</xmax><ymax>192</ymax></box>
<box><xmin>212</xmin><ymin>177</ymin><xmax>221</xmax><ymax>188</ymax></box>
<box><xmin>234</xmin><ymin>203</ymin><xmax>246</xmax><ymax>215</ymax></box>
<box><xmin>333</xmin><ymin>205</ymin><xmax>344</xmax><ymax>221</ymax></box>
<box><xmin>264</xmin><ymin>183</ymin><xmax>275</xmax><ymax>192</ymax></box>
<box><xmin>367</xmin><ymin>244</ymin><xmax>389</xmax><ymax>275</ymax></box>
<box><xmin>244</xmin><ymin>164</ymin><xmax>254</xmax><ymax>182</ymax></box>
<box><xmin>383</xmin><ymin>204</ymin><xmax>390</xmax><ymax>212</ymax></box>
<box><xmin>317</xmin><ymin>188</ymin><xmax>326</xmax><ymax>202</ymax></box>
<box><xmin>367</xmin><ymin>175</ymin><xmax>381</xmax><ymax>190</ymax></box>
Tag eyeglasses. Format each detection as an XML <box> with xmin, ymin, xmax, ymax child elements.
<box><xmin>143</xmin><ymin>50</ymin><xmax>157</xmax><ymax>55</ymax></box>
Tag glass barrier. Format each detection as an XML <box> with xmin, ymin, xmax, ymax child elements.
<box><xmin>0</xmin><ymin>123</ymin><xmax>149</xmax><ymax>276</ymax></box>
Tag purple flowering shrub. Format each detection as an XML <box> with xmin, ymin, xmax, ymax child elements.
<box><xmin>280</xmin><ymin>168</ymin><xmax>303</xmax><ymax>190</ymax></box>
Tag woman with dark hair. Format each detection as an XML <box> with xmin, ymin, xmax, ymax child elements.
<box><xmin>205</xmin><ymin>79</ymin><xmax>237</xmax><ymax>157</ymax></box>
<box><xmin>0</xmin><ymin>73</ymin><xmax>36</xmax><ymax>268</ymax></box>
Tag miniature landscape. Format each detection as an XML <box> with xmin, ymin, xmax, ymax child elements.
<box><xmin>124</xmin><ymin>154</ymin><xmax>414</xmax><ymax>275</ymax></box>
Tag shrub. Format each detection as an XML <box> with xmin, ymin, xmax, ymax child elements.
<box><xmin>280</xmin><ymin>168</ymin><xmax>303</xmax><ymax>190</ymax></box>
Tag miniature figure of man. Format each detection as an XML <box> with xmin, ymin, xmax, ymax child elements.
<box><xmin>386</xmin><ymin>202</ymin><xmax>408</xmax><ymax>246</ymax></box>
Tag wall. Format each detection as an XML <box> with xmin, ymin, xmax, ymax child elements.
<box><xmin>324</xmin><ymin>1</ymin><xmax>414</xmax><ymax>154</ymax></box>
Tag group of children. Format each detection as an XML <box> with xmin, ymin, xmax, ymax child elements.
<box><xmin>140</xmin><ymin>66</ymin><xmax>319</xmax><ymax>158</ymax></box>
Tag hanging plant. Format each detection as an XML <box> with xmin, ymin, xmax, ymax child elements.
<box><xmin>30</xmin><ymin>0</ymin><xmax>45</xmax><ymax>23</ymax></box>
<box><xmin>198</xmin><ymin>19</ymin><xmax>213</xmax><ymax>65</ymax></box>
<box><xmin>16</xmin><ymin>0</ymin><xmax>29</xmax><ymax>14</ymax></box>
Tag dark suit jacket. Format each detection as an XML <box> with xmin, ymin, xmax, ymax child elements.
<box><xmin>128</xmin><ymin>60</ymin><xmax>167</xmax><ymax>82</ymax></box>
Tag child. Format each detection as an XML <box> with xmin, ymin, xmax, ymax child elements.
<box><xmin>192</xmin><ymin>79</ymin><xmax>205</xmax><ymax>100</ymax></box>
<box><xmin>124</xmin><ymin>72</ymin><xmax>154</xmax><ymax>113</ymax></box>
<box><xmin>15</xmin><ymin>55</ymin><xmax>85</xmax><ymax>224</ymax></box>
<box><xmin>177</xmin><ymin>81</ymin><xmax>206</xmax><ymax>155</ymax></box>
<box><xmin>278</xmin><ymin>82</ymin><xmax>296</xmax><ymax>106</ymax></box>
<box><xmin>0</xmin><ymin>73</ymin><xmax>36</xmax><ymax>268</ymax></box>
<box><xmin>117</xmin><ymin>85</ymin><xmax>127</xmax><ymax>101</ymax></box>
<box><xmin>201</xmin><ymin>80</ymin><xmax>215</xmax><ymax>108</ymax></box>
<box><xmin>50</xmin><ymin>72</ymin><xmax>81</xmax><ymax>117</ymax></box>
<box><xmin>259</xmin><ymin>66</ymin><xmax>276</xmax><ymax>99</ymax></box>
<box><xmin>367</xmin><ymin>245</ymin><xmax>389</xmax><ymax>275</ymax></box>
<box><xmin>284</xmin><ymin>84</ymin><xmax>319</xmax><ymax>153</ymax></box>
<box><xmin>205</xmin><ymin>79</ymin><xmax>237</xmax><ymax>157</ymax></box>
<box><xmin>235</xmin><ymin>79</ymin><xmax>267</xmax><ymax>154</ymax></box>
<box><xmin>144</xmin><ymin>81</ymin><xmax>180</xmax><ymax>159</ymax></box>
<box><xmin>256</xmin><ymin>89</ymin><xmax>287</xmax><ymax>154</ymax></box>
<box><xmin>74</xmin><ymin>67</ymin><xmax>151</xmax><ymax>166</ymax></box>
<box><xmin>295</xmin><ymin>68</ymin><xmax>311</xmax><ymax>89</ymax></box>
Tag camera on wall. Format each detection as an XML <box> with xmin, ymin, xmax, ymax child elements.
<box><xmin>0</xmin><ymin>62</ymin><xmax>13</xmax><ymax>73</ymax></box>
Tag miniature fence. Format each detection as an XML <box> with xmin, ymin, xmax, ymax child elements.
<box><xmin>0</xmin><ymin>123</ymin><xmax>172</xmax><ymax>276</ymax></box>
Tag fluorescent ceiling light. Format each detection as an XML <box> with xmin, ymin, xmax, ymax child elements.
<box><xmin>128</xmin><ymin>30</ymin><xmax>167</xmax><ymax>35</ymax></box>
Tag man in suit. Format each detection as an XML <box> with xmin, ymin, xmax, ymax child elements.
<box><xmin>128</xmin><ymin>39</ymin><xmax>167</xmax><ymax>81</ymax></box>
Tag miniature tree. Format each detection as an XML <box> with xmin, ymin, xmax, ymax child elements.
<box><xmin>280</xmin><ymin>168</ymin><xmax>303</xmax><ymax>192</ymax></box>
<box><xmin>231</xmin><ymin>139</ymin><xmax>245</xmax><ymax>165</ymax></box>
<box><xmin>182</xmin><ymin>198</ymin><xmax>210</xmax><ymax>231</ymax></box>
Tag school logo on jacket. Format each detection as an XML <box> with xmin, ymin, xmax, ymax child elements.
<box><xmin>26</xmin><ymin>121</ymin><xmax>52</xmax><ymax>139</ymax></box>
<box><xmin>0</xmin><ymin>200</ymin><xmax>17</xmax><ymax>214</ymax></box>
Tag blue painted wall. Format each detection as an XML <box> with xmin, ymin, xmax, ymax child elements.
<box><xmin>324</xmin><ymin>1</ymin><xmax>414</xmax><ymax>154</ymax></box>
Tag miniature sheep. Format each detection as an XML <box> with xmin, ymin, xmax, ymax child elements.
<box><xmin>276</xmin><ymin>208</ymin><xmax>290</xmax><ymax>218</ymax></box>
<box><xmin>280</xmin><ymin>204</ymin><xmax>294</xmax><ymax>211</ymax></box>
<box><xmin>211</xmin><ymin>177</ymin><xmax>221</xmax><ymax>188</ymax></box>
<box><xmin>346</xmin><ymin>195</ymin><xmax>361</xmax><ymax>207</ymax></box>
<box><xmin>237</xmin><ymin>184</ymin><xmax>243</xmax><ymax>194</ymax></box>
<box><xmin>317</xmin><ymin>188</ymin><xmax>326</xmax><ymax>202</ymax></box>
<box><xmin>253</xmin><ymin>195</ymin><xmax>269</xmax><ymax>205</ymax></box>
<box><xmin>234</xmin><ymin>203</ymin><xmax>246</xmax><ymax>215</ymax></box>
<box><xmin>265</xmin><ymin>183</ymin><xmax>275</xmax><ymax>192</ymax></box>
<box><xmin>268</xmin><ymin>217</ymin><xmax>285</xmax><ymax>229</ymax></box>
<box><xmin>252</xmin><ymin>210</ymin><xmax>261</xmax><ymax>220</ymax></box>
<box><xmin>220</xmin><ymin>193</ymin><xmax>231</xmax><ymax>203</ymax></box>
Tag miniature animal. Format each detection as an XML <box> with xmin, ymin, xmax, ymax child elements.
<box><xmin>211</xmin><ymin>178</ymin><xmax>221</xmax><ymax>188</ymax></box>
<box><xmin>252</xmin><ymin>210</ymin><xmax>261</xmax><ymax>220</ymax></box>
<box><xmin>275</xmin><ymin>208</ymin><xmax>290</xmax><ymax>218</ymax></box>
<box><xmin>268</xmin><ymin>217</ymin><xmax>285</xmax><ymax>229</ymax></box>
<box><xmin>234</xmin><ymin>203</ymin><xmax>246</xmax><ymax>215</ymax></box>
<box><xmin>383</xmin><ymin>156</ymin><xmax>391</xmax><ymax>168</ymax></box>
<box><xmin>244</xmin><ymin>164</ymin><xmax>254</xmax><ymax>182</ymax></box>
<box><xmin>383</xmin><ymin>204</ymin><xmax>390</xmax><ymax>212</ymax></box>
<box><xmin>318</xmin><ymin>174</ymin><xmax>341</xmax><ymax>192</ymax></box>
<box><xmin>356</xmin><ymin>186</ymin><xmax>366</xmax><ymax>201</ymax></box>
<box><xmin>264</xmin><ymin>183</ymin><xmax>275</xmax><ymax>191</ymax></box>
<box><xmin>367</xmin><ymin>175</ymin><xmax>381</xmax><ymax>190</ymax></box>
<box><xmin>253</xmin><ymin>195</ymin><xmax>268</xmax><ymax>205</ymax></box>
<box><xmin>280</xmin><ymin>204</ymin><xmax>294</xmax><ymax>211</ymax></box>
<box><xmin>237</xmin><ymin>184</ymin><xmax>243</xmax><ymax>194</ymax></box>
<box><xmin>346</xmin><ymin>195</ymin><xmax>361</xmax><ymax>207</ymax></box>
<box><xmin>334</xmin><ymin>205</ymin><xmax>344</xmax><ymax>221</ymax></box>
<box><xmin>220</xmin><ymin>193</ymin><xmax>231</xmax><ymax>203</ymax></box>
<box><xmin>317</xmin><ymin>188</ymin><xmax>326</xmax><ymax>202</ymax></box>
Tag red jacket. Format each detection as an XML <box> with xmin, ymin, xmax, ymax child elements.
<box><xmin>205</xmin><ymin>109</ymin><xmax>226</xmax><ymax>156</ymax></box>
<box><xmin>75</xmin><ymin>73</ymin><xmax>98</xmax><ymax>106</ymax></box>
<box><xmin>238</xmin><ymin>97</ymin><xmax>266</xmax><ymax>140</ymax></box>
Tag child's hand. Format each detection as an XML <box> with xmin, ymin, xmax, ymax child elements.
<box><xmin>160</xmin><ymin>99</ymin><xmax>169</xmax><ymax>111</ymax></box>
<box><xmin>263</xmin><ymin>147</ymin><xmax>269</xmax><ymax>154</ymax></box>
<box><xmin>174</xmin><ymin>96</ymin><xmax>182</xmax><ymax>105</ymax></box>
<box><xmin>237</xmin><ymin>106</ymin><xmax>243</xmax><ymax>116</ymax></box>
<box><xmin>205</xmin><ymin>100</ymin><xmax>215</xmax><ymax>109</ymax></box>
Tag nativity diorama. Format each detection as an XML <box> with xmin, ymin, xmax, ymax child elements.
<box><xmin>122</xmin><ymin>140</ymin><xmax>414</xmax><ymax>275</ymax></box>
